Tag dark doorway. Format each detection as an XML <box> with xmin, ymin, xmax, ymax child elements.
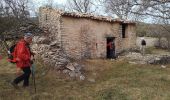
<box><xmin>106</xmin><ymin>37</ymin><xmax>116</xmax><ymax>59</ymax></box>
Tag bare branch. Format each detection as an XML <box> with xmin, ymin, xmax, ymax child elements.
<box><xmin>66</xmin><ymin>0</ymin><xmax>97</xmax><ymax>14</ymax></box>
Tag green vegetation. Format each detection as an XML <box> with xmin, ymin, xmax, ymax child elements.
<box><xmin>0</xmin><ymin>57</ymin><xmax>170</xmax><ymax>100</ymax></box>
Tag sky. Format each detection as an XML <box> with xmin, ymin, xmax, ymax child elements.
<box><xmin>33</xmin><ymin>0</ymin><xmax>67</xmax><ymax>5</ymax></box>
<box><xmin>30</xmin><ymin>0</ymin><xmax>154</xmax><ymax>23</ymax></box>
<box><xmin>29</xmin><ymin>0</ymin><xmax>67</xmax><ymax>16</ymax></box>
<box><xmin>56</xmin><ymin>0</ymin><xmax>67</xmax><ymax>4</ymax></box>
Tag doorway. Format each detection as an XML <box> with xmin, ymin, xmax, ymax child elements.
<box><xmin>106</xmin><ymin>37</ymin><xmax>116</xmax><ymax>59</ymax></box>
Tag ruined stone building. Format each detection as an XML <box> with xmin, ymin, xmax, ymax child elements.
<box><xmin>38</xmin><ymin>7</ymin><xmax>136</xmax><ymax>59</ymax></box>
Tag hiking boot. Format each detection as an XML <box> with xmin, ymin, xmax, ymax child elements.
<box><xmin>11</xmin><ymin>82</ymin><xmax>19</xmax><ymax>89</ymax></box>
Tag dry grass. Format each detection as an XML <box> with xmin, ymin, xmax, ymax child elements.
<box><xmin>0</xmin><ymin>57</ymin><xmax>170</xmax><ymax>100</ymax></box>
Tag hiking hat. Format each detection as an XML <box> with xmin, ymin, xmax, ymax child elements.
<box><xmin>24</xmin><ymin>32</ymin><xmax>33</xmax><ymax>38</ymax></box>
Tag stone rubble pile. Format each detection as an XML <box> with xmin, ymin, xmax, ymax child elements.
<box><xmin>32</xmin><ymin>35</ymin><xmax>85</xmax><ymax>80</ymax></box>
<box><xmin>123</xmin><ymin>52</ymin><xmax>170</xmax><ymax>65</ymax></box>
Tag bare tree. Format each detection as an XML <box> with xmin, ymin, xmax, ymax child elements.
<box><xmin>2</xmin><ymin>0</ymin><xmax>30</xmax><ymax>19</ymax></box>
<box><xmin>104</xmin><ymin>0</ymin><xmax>170</xmax><ymax>20</ymax></box>
<box><xmin>66</xmin><ymin>0</ymin><xmax>97</xmax><ymax>13</ymax></box>
<box><xmin>138</xmin><ymin>0</ymin><xmax>170</xmax><ymax>20</ymax></box>
<box><xmin>0</xmin><ymin>0</ymin><xmax>32</xmax><ymax>34</ymax></box>
<box><xmin>0</xmin><ymin>0</ymin><xmax>34</xmax><ymax>43</ymax></box>
<box><xmin>103</xmin><ymin>0</ymin><xmax>148</xmax><ymax>20</ymax></box>
<box><xmin>104</xmin><ymin>0</ymin><xmax>136</xmax><ymax>20</ymax></box>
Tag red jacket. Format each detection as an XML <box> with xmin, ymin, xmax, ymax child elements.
<box><xmin>107</xmin><ymin>42</ymin><xmax>113</xmax><ymax>49</ymax></box>
<box><xmin>13</xmin><ymin>39</ymin><xmax>31</xmax><ymax>68</ymax></box>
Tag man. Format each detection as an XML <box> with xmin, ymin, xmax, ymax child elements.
<box><xmin>107</xmin><ymin>41</ymin><xmax>115</xmax><ymax>59</ymax></box>
<box><xmin>141</xmin><ymin>37</ymin><xmax>146</xmax><ymax>56</ymax></box>
<box><xmin>11</xmin><ymin>32</ymin><xmax>34</xmax><ymax>88</ymax></box>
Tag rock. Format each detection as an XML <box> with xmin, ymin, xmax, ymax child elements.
<box><xmin>63</xmin><ymin>69</ymin><xmax>70</xmax><ymax>74</ymax></box>
<box><xmin>50</xmin><ymin>41</ymin><xmax>59</xmax><ymax>46</ymax></box>
<box><xmin>74</xmin><ymin>64</ymin><xmax>83</xmax><ymax>72</ymax></box>
<box><xmin>147</xmin><ymin>59</ymin><xmax>155</xmax><ymax>64</ymax></box>
<box><xmin>123</xmin><ymin>51</ymin><xmax>170</xmax><ymax>65</ymax></box>
<box><xmin>33</xmin><ymin>36</ymin><xmax>50</xmax><ymax>44</ymax></box>
<box><xmin>41</xmin><ymin>72</ymin><xmax>46</xmax><ymax>76</ymax></box>
<box><xmin>88</xmin><ymin>78</ymin><xmax>95</xmax><ymax>83</ymax></box>
<box><xmin>80</xmin><ymin>75</ymin><xmax>85</xmax><ymax>80</ymax></box>
<box><xmin>69</xmin><ymin>71</ymin><xmax>76</xmax><ymax>78</ymax></box>
<box><xmin>66</xmin><ymin>63</ymin><xmax>75</xmax><ymax>71</ymax></box>
<box><xmin>129</xmin><ymin>61</ymin><xmax>137</xmax><ymax>64</ymax></box>
<box><xmin>92</xmin><ymin>72</ymin><xmax>97</xmax><ymax>76</ymax></box>
<box><xmin>155</xmin><ymin>57</ymin><xmax>161</xmax><ymax>61</ymax></box>
<box><xmin>161</xmin><ymin>65</ymin><xmax>166</xmax><ymax>68</ymax></box>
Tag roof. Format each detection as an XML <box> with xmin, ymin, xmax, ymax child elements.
<box><xmin>40</xmin><ymin>7</ymin><xmax>136</xmax><ymax>24</ymax></box>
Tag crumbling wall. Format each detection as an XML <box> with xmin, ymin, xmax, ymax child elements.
<box><xmin>32</xmin><ymin>7</ymin><xmax>85</xmax><ymax>80</ymax></box>
<box><xmin>33</xmin><ymin>7</ymin><xmax>63</xmax><ymax>68</ymax></box>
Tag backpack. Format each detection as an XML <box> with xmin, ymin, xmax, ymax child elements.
<box><xmin>8</xmin><ymin>44</ymin><xmax>16</xmax><ymax>63</ymax></box>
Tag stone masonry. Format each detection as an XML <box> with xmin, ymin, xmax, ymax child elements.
<box><xmin>37</xmin><ymin>7</ymin><xmax>136</xmax><ymax>59</ymax></box>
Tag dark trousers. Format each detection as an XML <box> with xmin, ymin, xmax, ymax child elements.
<box><xmin>13</xmin><ymin>67</ymin><xmax>31</xmax><ymax>87</ymax></box>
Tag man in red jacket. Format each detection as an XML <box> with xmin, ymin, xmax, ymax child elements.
<box><xmin>11</xmin><ymin>32</ymin><xmax>34</xmax><ymax>88</ymax></box>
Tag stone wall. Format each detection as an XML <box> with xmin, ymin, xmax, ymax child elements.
<box><xmin>127</xmin><ymin>24</ymin><xmax>137</xmax><ymax>49</ymax></box>
<box><xmin>33</xmin><ymin>7</ymin><xmax>67</xmax><ymax>69</ymax></box>
<box><xmin>39</xmin><ymin>7</ymin><xmax>61</xmax><ymax>41</ymax></box>
<box><xmin>61</xmin><ymin>16</ymin><xmax>117</xmax><ymax>59</ymax></box>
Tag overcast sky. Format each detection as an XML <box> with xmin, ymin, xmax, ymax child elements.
<box><xmin>33</xmin><ymin>0</ymin><xmax>67</xmax><ymax>5</ymax></box>
<box><xmin>30</xmin><ymin>0</ymin><xmax>153</xmax><ymax>23</ymax></box>
<box><xmin>29</xmin><ymin>0</ymin><xmax>67</xmax><ymax>16</ymax></box>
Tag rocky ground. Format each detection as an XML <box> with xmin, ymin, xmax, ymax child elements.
<box><xmin>119</xmin><ymin>48</ymin><xmax>170</xmax><ymax>67</ymax></box>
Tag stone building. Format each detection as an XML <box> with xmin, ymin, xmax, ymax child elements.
<box><xmin>38</xmin><ymin>7</ymin><xmax>136</xmax><ymax>59</ymax></box>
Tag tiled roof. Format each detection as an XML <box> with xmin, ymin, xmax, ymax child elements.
<box><xmin>41</xmin><ymin>7</ymin><xmax>136</xmax><ymax>24</ymax></box>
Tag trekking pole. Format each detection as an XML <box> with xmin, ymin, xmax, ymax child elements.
<box><xmin>31</xmin><ymin>58</ymin><xmax>36</xmax><ymax>93</ymax></box>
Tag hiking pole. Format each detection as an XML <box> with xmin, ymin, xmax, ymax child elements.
<box><xmin>31</xmin><ymin>59</ymin><xmax>36</xmax><ymax>93</ymax></box>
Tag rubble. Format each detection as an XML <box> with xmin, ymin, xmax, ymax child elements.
<box><xmin>122</xmin><ymin>52</ymin><xmax>170</xmax><ymax>65</ymax></box>
<box><xmin>161</xmin><ymin>65</ymin><xmax>166</xmax><ymax>68</ymax></box>
<box><xmin>32</xmin><ymin>34</ymin><xmax>85</xmax><ymax>81</ymax></box>
<box><xmin>1</xmin><ymin>20</ymin><xmax>85</xmax><ymax>80</ymax></box>
<box><xmin>88</xmin><ymin>78</ymin><xmax>96</xmax><ymax>83</ymax></box>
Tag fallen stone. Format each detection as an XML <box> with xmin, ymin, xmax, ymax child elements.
<box><xmin>161</xmin><ymin>65</ymin><xmax>166</xmax><ymax>68</ymax></box>
<box><xmin>80</xmin><ymin>75</ymin><xmax>85</xmax><ymax>80</ymax></box>
<box><xmin>66</xmin><ymin>63</ymin><xmax>75</xmax><ymax>71</ymax></box>
<box><xmin>129</xmin><ymin>61</ymin><xmax>137</xmax><ymax>64</ymax></box>
<box><xmin>63</xmin><ymin>69</ymin><xmax>70</xmax><ymax>74</ymax></box>
<box><xmin>69</xmin><ymin>71</ymin><xmax>76</xmax><ymax>78</ymax></box>
<box><xmin>88</xmin><ymin>78</ymin><xmax>95</xmax><ymax>83</ymax></box>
